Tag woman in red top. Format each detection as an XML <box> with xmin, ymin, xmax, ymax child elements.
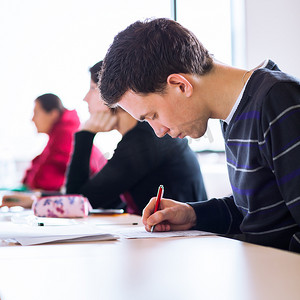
<box><xmin>23</xmin><ymin>93</ymin><xmax>106</xmax><ymax>191</ymax></box>
<box><xmin>0</xmin><ymin>94</ymin><xmax>106</xmax><ymax>208</ymax></box>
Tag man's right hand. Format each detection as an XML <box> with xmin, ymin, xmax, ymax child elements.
<box><xmin>142</xmin><ymin>197</ymin><xmax>197</xmax><ymax>232</ymax></box>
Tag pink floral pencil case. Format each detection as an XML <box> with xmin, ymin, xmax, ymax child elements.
<box><xmin>32</xmin><ymin>195</ymin><xmax>91</xmax><ymax>218</ymax></box>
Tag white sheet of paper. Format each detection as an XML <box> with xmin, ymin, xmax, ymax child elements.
<box><xmin>0</xmin><ymin>217</ymin><xmax>214</xmax><ymax>246</ymax></box>
<box><xmin>0</xmin><ymin>222</ymin><xmax>118</xmax><ymax>246</ymax></box>
<box><xmin>16</xmin><ymin>233</ymin><xmax>117</xmax><ymax>246</ymax></box>
<box><xmin>109</xmin><ymin>226</ymin><xmax>214</xmax><ymax>239</ymax></box>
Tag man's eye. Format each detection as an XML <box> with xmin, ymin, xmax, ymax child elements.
<box><xmin>152</xmin><ymin>113</ymin><xmax>157</xmax><ymax>120</ymax></box>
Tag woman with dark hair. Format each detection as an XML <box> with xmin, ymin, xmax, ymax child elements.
<box><xmin>1</xmin><ymin>93</ymin><xmax>106</xmax><ymax>208</ymax></box>
<box><xmin>23</xmin><ymin>93</ymin><xmax>106</xmax><ymax>191</ymax></box>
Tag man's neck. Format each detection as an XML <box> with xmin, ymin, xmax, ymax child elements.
<box><xmin>195</xmin><ymin>62</ymin><xmax>251</xmax><ymax>120</ymax></box>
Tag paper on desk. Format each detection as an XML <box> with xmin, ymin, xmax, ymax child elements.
<box><xmin>0</xmin><ymin>222</ymin><xmax>118</xmax><ymax>246</ymax></box>
<box><xmin>109</xmin><ymin>226</ymin><xmax>214</xmax><ymax>239</ymax></box>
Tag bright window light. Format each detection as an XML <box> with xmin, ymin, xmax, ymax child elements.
<box><xmin>0</xmin><ymin>0</ymin><xmax>171</xmax><ymax>161</ymax></box>
<box><xmin>0</xmin><ymin>0</ymin><xmax>233</xmax><ymax>186</ymax></box>
<box><xmin>177</xmin><ymin>0</ymin><xmax>232</xmax><ymax>152</ymax></box>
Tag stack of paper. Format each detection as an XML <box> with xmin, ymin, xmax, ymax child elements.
<box><xmin>0</xmin><ymin>222</ymin><xmax>118</xmax><ymax>246</ymax></box>
<box><xmin>0</xmin><ymin>211</ymin><xmax>214</xmax><ymax>246</ymax></box>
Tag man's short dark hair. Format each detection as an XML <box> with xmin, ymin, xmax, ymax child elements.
<box><xmin>100</xmin><ymin>18</ymin><xmax>213</xmax><ymax>106</ymax></box>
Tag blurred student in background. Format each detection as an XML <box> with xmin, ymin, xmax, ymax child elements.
<box><xmin>24</xmin><ymin>93</ymin><xmax>105</xmax><ymax>190</ymax></box>
<box><xmin>1</xmin><ymin>93</ymin><xmax>105</xmax><ymax>207</ymax></box>
<box><xmin>66</xmin><ymin>61</ymin><xmax>207</xmax><ymax>214</ymax></box>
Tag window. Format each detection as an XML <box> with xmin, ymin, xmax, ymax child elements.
<box><xmin>0</xmin><ymin>0</ymin><xmax>172</xmax><ymax>186</ymax></box>
<box><xmin>0</xmin><ymin>0</ymin><xmax>233</xmax><ymax>188</ymax></box>
<box><xmin>176</xmin><ymin>0</ymin><xmax>232</xmax><ymax>152</ymax></box>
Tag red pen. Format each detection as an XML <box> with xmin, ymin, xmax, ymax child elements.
<box><xmin>150</xmin><ymin>185</ymin><xmax>164</xmax><ymax>232</ymax></box>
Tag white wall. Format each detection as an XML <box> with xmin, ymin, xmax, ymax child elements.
<box><xmin>244</xmin><ymin>0</ymin><xmax>300</xmax><ymax>78</ymax></box>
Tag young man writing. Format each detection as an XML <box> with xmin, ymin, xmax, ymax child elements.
<box><xmin>99</xmin><ymin>18</ymin><xmax>300</xmax><ymax>253</ymax></box>
<box><xmin>66</xmin><ymin>60</ymin><xmax>207</xmax><ymax>214</ymax></box>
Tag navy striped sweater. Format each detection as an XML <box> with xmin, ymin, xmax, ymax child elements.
<box><xmin>190</xmin><ymin>60</ymin><xmax>300</xmax><ymax>253</ymax></box>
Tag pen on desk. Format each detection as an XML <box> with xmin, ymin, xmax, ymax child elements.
<box><xmin>33</xmin><ymin>218</ymin><xmax>78</xmax><ymax>226</ymax></box>
<box><xmin>37</xmin><ymin>222</ymin><xmax>76</xmax><ymax>226</ymax></box>
<box><xmin>150</xmin><ymin>185</ymin><xmax>164</xmax><ymax>233</ymax></box>
<box><xmin>95</xmin><ymin>222</ymin><xmax>138</xmax><ymax>226</ymax></box>
<box><xmin>38</xmin><ymin>223</ymin><xmax>49</xmax><ymax>226</ymax></box>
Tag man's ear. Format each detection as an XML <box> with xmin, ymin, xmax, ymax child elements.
<box><xmin>166</xmin><ymin>74</ymin><xmax>193</xmax><ymax>97</ymax></box>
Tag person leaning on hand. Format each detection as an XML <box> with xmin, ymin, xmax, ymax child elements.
<box><xmin>66</xmin><ymin>60</ymin><xmax>207</xmax><ymax>214</ymax></box>
<box><xmin>1</xmin><ymin>93</ymin><xmax>105</xmax><ymax>208</ymax></box>
<box><xmin>99</xmin><ymin>18</ymin><xmax>300</xmax><ymax>253</ymax></box>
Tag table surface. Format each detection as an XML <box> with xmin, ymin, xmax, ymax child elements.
<box><xmin>0</xmin><ymin>213</ymin><xmax>300</xmax><ymax>300</ymax></box>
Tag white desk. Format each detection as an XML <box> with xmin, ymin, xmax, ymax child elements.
<box><xmin>0</xmin><ymin>214</ymin><xmax>300</xmax><ymax>300</ymax></box>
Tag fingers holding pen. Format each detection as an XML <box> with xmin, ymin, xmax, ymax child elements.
<box><xmin>142</xmin><ymin>197</ymin><xmax>179</xmax><ymax>232</ymax></box>
<box><xmin>142</xmin><ymin>197</ymin><xmax>157</xmax><ymax>227</ymax></box>
<box><xmin>142</xmin><ymin>198</ymin><xmax>198</xmax><ymax>232</ymax></box>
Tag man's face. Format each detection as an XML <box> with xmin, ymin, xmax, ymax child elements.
<box><xmin>118</xmin><ymin>88</ymin><xmax>209</xmax><ymax>139</ymax></box>
<box><xmin>83</xmin><ymin>80</ymin><xmax>109</xmax><ymax>114</ymax></box>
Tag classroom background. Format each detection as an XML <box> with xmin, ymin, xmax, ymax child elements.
<box><xmin>0</xmin><ymin>0</ymin><xmax>299</xmax><ymax>199</ymax></box>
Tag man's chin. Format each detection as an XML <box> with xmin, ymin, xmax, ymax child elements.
<box><xmin>188</xmin><ymin>133</ymin><xmax>203</xmax><ymax>139</ymax></box>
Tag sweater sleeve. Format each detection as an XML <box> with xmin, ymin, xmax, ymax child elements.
<box><xmin>66</xmin><ymin>131</ymin><xmax>95</xmax><ymax>194</ymax></box>
<box><xmin>260</xmin><ymin>82</ymin><xmax>300</xmax><ymax>251</ymax></box>
<box><xmin>66</xmin><ymin>128</ymin><xmax>161</xmax><ymax>209</ymax></box>
<box><xmin>188</xmin><ymin>195</ymin><xmax>243</xmax><ymax>234</ymax></box>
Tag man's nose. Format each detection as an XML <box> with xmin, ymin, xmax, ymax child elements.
<box><xmin>148</xmin><ymin>120</ymin><xmax>169</xmax><ymax>138</ymax></box>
